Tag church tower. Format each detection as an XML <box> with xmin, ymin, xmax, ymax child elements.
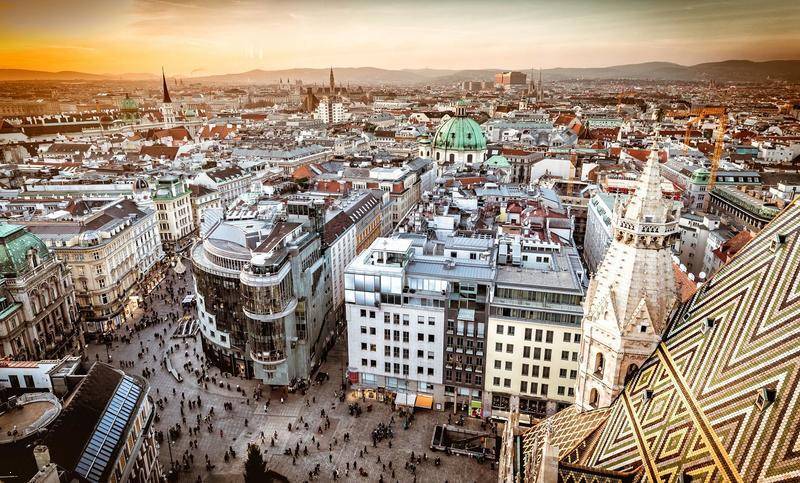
<box><xmin>329</xmin><ymin>67</ymin><xmax>335</xmax><ymax>95</ymax></box>
<box><xmin>576</xmin><ymin>150</ymin><xmax>680</xmax><ymax>412</ymax></box>
<box><xmin>160</xmin><ymin>67</ymin><xmax>176</xmax><ymax>128</ymax></box>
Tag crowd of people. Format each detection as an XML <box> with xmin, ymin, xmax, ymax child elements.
<box><xmin>87</xmin><ymin>257</ymin><xmax>492</xmax><ymax>482</ymax></box>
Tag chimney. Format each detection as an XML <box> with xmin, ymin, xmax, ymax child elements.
<box><xmin>34</xmin><ymin>445</ymin><xmax>51</xmax><ymax>470</ymax></box>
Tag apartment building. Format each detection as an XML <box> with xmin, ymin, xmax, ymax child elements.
<box><xmin>345</xmin><ymin>167</ymin><xmax>421</xmax><ymax>227</ymax></box>
<box><xmin>323</xmin><ymin>192</ymin><xmax>382</xmax><ymax>323</ymax></box>
<box><xmin>188</xmin><ymin>184</ymin><xmax>222</xmax><ymax>231</ymax></box>
<box><xmin>676</xmin><ymin>213</ymin><xmax>721</xmax><ymax>275</ymax></box>
<box><xmin>194</xmin><ymin>166</ymin><xmax>253</xmax><ymax>207</ymax></box>
<box><xmin>26</xmin><ymin>199</ymin><xmax>164</xmax><ymax>336</ymax></box>
<box><xmin>153</xmin><ymin>176</ymin><xmax>194</xmax><ymax>252</ymax></box>
<box><xmin>440</xmin><ymin>235</ymin><xmax>495</xmax><ymax>414</ymax></box>
<box><xmin>346</xmin><ymin>237</ymin><xmax>496</xmax><ymax>410</ymax></box>
<box><xmin>484</xmin><ymin>231</ymin><xmax>586</xmax><ymax>422</ymax></box>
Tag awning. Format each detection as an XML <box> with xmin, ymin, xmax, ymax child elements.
<box><xmin>415</xmin><ymin>394</ymin><xmax>433</xmax><ymax>409</ymax></box>
<box><xmin>470</xmin><ymin>400</ymin><xmax>482</xmax><ymax>409</ymax></box>
<box><xmin>396</xmin><ymin>393</ymin><xmax>417</xmax><ymax>407</ymax></box>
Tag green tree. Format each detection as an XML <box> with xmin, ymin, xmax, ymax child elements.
<box><xmin>243</xmin><ymin>443</ymin><xmax>267</xmax><ymax>483</ymax></box>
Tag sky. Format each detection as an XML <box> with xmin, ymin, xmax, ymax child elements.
<box><xmin>0</xmin><ymin>0</ymin><xmax>799</xmax><ymax>75</ymax></box>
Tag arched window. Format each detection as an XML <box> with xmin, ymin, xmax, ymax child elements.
<box><xmin>594</xmin><ymin>352</ymin><xmax>605</xmax><ymax>377</ymax></box>
<box><xmin>449</xmin><ymin>153</ymin><xmax>455</xmax><ymax>162</ymax></box>
<box><xmin>589</xmin><ymin>388</ymin><xmax>599</xmax><ymax>408</ymax></box>
<box><xmin>467</xmin><ymin>154</ymin><xmax>473</xmax><ymax>162</ymax></box>
<box><xmin>31</xmin><ymin>291</ymin><xmax>41</xmax><ymax>314</ymax></box>
<box><xmin>624</xmin><ymin>363</ymin><xmax>639</xmax><ymax>384</ymax></box>
<box><xmin>436</xmin><ymin>152</ymin><xmax>441</xmax><ymax>161</ymax></box>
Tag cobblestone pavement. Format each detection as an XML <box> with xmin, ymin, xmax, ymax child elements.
<box><xmin>85</xmin><ymin>259</ymin><xmax>498</xmax><ymax>483</ymax></box>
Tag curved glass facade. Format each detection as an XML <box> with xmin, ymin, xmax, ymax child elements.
<box><xmin>241</xmin><ymin>274</ymin><xmax>293</xmax><ymax>315</ymax></box>
<box><xmin>241</xmin><ymin>273</ymin><xmax>294</xmax><ymax>363</ymax></box>
<box><xmin>193</xmin><ymin>265</ymin><xmax>245</xmax><ymax>349</ymax></box>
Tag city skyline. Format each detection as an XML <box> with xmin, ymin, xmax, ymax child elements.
<box><xmin>1</xmin><ymin>0</ymin><xmax>799</xmax><ymax>75</ymax></box>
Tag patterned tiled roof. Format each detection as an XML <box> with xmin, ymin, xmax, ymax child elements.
<box><xmin>521</xmin><ymin>405</ymin><xmax>612</xmax><ymax>482</ymax></box>
<box><xmin>521</xmin><ymin>198</ymin><xmax>800</xmax><ymax>481</ymax></box>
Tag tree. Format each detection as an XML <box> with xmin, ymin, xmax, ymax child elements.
<box><xmin>243</xmin><ymin>443</ymin><xmax>267</xmax><ymax>483</ymax></box>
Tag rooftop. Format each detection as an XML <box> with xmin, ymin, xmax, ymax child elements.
<box><xmin>0</xmin><ymin>392</ymin><xmax>61</xmax><ymax>444</ymax></box>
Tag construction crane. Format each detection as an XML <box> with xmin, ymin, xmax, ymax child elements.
<box><xmin>708</xmin><ymin>110</ymin><xmax>727</xmax><ymax>192</ymax></box>
<box><xmin>681</xmin><ymin>107</ymin><xmax>727</xmax><ymax>191</ymax></box>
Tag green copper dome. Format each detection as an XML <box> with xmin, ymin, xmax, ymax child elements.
<box><xmin>0</xmin><ymin>224</ymin><xmax>53</xmax><ymax>277</ymax></box>
<box><xmin>120</xmin><ymin>93</ymin><xmax>138</xmax><ymax>111</ymax></box>
<box><xmin>484</xmin><ymin>154</ymin><xmax>511</xmax><ymax>169</ymax></box>
<box><xmin>433</xmin><ymin>113</ymin><xmax>486</xmax><ymax>151</ymax></box>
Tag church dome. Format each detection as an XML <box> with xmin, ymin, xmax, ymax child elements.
<box><xmin>484</xmin><ymin>154</ymin><xmax>511</xmax><ymax>169</ymax></box>
<box><xmin>0</xmin><ymin>224</ymin><xmax>53</xmax><ymax>277</ymax></box>
<box><xmin>120</xmin><ymin>94</ymin><xmax>138</xmax><ymax>112</ymax></box>
<box><xmin>132</xmin><ymin>178</ymin><xmax>150</xmax><ymax>192</ymax></box>
<box><xmin>433</xmin><ymin>107</ymin><xmax>486</xmax><ymax>152</ymax></box>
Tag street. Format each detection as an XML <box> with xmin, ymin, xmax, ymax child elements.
<box><xmin>85</xmin><ymin>260</ymin><xmax>497</xmax><ymax>483</ymax></box>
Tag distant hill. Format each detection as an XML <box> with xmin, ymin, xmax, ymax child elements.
<box><xmin>0</xmin><ymin>69</ymin><xmax>105</xmax><ymax>81</ymax></box>
<box><xmin>2</xmin><ymin>60</ymin><xmax>799</xmax><ymax>84</ymax></box>
<box><xmin>191</xmin><ymin>67</ymin><xmax>431</xmax><ymax>85</ymax></box>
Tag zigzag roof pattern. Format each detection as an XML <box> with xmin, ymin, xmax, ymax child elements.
<box><xmin>520</xmin><ymin>198</ymin><xmax>800</xmax><ymax>482</ymax></box>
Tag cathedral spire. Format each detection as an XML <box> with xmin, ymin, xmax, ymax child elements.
<box><xmin>619</xmin><ymin>149</ymin><xmax>670</xmax><ymax>225</ymax></box>
<box><xmin>575</xmin><ymin>146</ymin><xmax>679</xmax><ymax>412</ymax></box>
<box><xmin>329</xmin><ymin>67</ymin><xmax>335</xmax><ymax>94</ymax></box>
<box><xmin>162</xmin><ymin>67</ymin><xmax>172</xmax><ymax>104</ymax></box>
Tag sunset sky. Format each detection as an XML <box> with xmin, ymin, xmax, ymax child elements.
<box><xmin>1</xmin><ymin>0</ymin><xmax>799</xmax><ymax>75</ymax></box>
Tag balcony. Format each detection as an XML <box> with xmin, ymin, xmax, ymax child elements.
<box><xmin>249</xmin><ymin>349</ymin><xmax>286</xmax><ymax>366</ymax></box>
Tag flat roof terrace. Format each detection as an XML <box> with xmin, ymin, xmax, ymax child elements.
<box><xmin>0</xmin><ymin>393</ymin><xmax>61</xmax><ymax>444</ymax></box>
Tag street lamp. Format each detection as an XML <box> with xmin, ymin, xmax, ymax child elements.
<box><xmin>104</xmin><ymin>335</ymin><xmax>112</xmax><ymax>362</ymax></box>
<box><xmin>166</xmin><ymin>437</ymin><xmax>174</xmax><ymax>466</ymax></box>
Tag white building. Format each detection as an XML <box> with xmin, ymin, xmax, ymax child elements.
<box><xmin>153</xmin><ymin>176</ymin><xmax>194</xmax><ymax>251</ymax></box>
<box><xmin>193</xmin><ymin>166</ymin><xmax>253</xmax><ymax>208</ymax></box>
<box><xmin>345</xmin><ymin>238</ymin><xmax>446</xmax><ymax>407</ymax></box>
<box><xmin>676</xmin><ymin>213</ymin><xmax>721</xmax><ymax>275</ymax></box>
<box><xmin>324</xmin><ymin>192</ymin><xmax>382</xmax><ymax>322</ymax></box>
<box><xmin>484</xmin><ymin>222</ymin><xmax>586</xmax><ymax>422</ymax></box>
<box><xmin>316</xmin><ymin>98</ymin><xmax>348</xmax><ymax>124</ymax></box>
<box><xmin>583</xmin><ymin>192</ymin><xmax>618</xmax><ymax>273</ymax></box>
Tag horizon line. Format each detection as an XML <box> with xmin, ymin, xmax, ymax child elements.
<box><xmin>2</xmin><ymin>58</ymin><xmax>800</xmax><ymax>78</ymax></box>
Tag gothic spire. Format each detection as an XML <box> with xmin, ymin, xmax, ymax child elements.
<box><xmin>620</xmin><ymin>149</ymin><xmax>671</xmax><ymax>225</ymax></box>
<box><xmin>162</xmin><ymin>67</ymin><xmax>172</xmax><ymax>104</ymax></box>
<box><xmin>329</xmin><ymin>67</ymin><xmax>335</xmax><ymax>94</ymax></box>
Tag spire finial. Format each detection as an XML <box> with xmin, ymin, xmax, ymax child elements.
<box><xmin>162</xmin><ymin>67</ymin><xmax>172</xmax><ymax>104</ymax></box>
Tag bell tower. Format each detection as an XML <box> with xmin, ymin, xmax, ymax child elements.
<box><xmin>576</xmin><ymin>150</ymin><xmax>680</xmax><ymax>411</ymax></box>
<box><xmin>160</xmin><ymin>67</ymin><xmax>176</xmax><ymax>128</ymax></box>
